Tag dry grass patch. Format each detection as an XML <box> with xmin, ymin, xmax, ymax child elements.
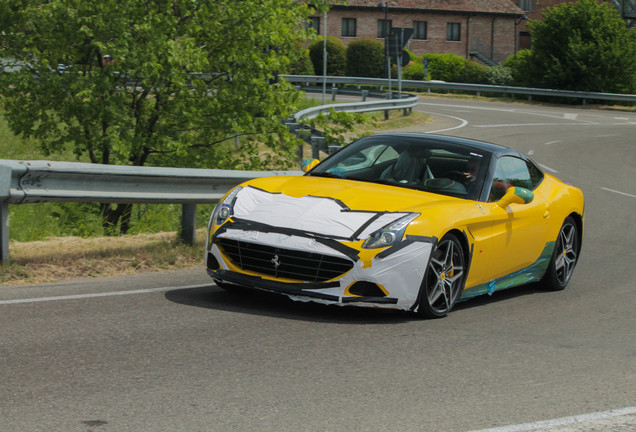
<box><xmin>1</xmin><ymin>230</ymin><xmax>207</xmax><ymax>286</ymax></box>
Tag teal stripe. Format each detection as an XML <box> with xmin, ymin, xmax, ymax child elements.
<box><xmin>460</xmin><ymin>242</ymin><xmax>555</xmax><ymax>300</ymax></box>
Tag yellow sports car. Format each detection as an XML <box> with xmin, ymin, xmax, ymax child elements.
<box><xmin>205</xmin><ymin>133</ymin><xmax>584</xmax><ymax>318</ymax></box>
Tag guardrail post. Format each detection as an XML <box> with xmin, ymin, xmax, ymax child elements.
<box><xmin>311</xmin><ymin>136</ymin><xmax>325</xmax><ymax>159</ymax></box>
<box><xmin>331</xmin><ymin>86</ymin><xmax>338</xmax><ymax>101</ymax></box>
<box><xmin>0</xmin><ymin>202</ymin><xmax>9</xmax><ymax>263</ymax></box>
<box><xmin>362</xmin><ymin>90</ymin><xmax>369</xmax><ymax>101</ymax></box>
<box><xmin>180</xmin><ymin>204</ymin><xmax>196</xmax><ymax>245</ymax></box>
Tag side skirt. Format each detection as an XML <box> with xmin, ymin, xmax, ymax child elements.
<box><xmin>459</xmin><ymin>241</ymin><xmax>555</xmax><ymax>300</ymax></box>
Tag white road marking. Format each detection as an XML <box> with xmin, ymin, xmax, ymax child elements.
<box><xmin>416</xmin><ymin>107</ymin><xmax>469</xmax><ymax>133</ymax></box>
<box><xmin>528</xmin><ymin>150</ymin><xmax>535</xmax><ymax>155</ymax></box>
<box><xmin>0</xmin><ymin>284</ymin><xmax>210</xmax><ymax>305</ymax></box>
<box><xmin>472</xmin><ymin>122</ymin><xmax>597</xmax><ymax>128</ymax></box>
<box><xmin>601</xmin><ymin>187</ymin><xmax>636</xmax><ymax>199</ymax></box>
<box><xmin>539</xmin><ymin>163</ymin><xmax>559</xmax><ymax>173</ymax></box>
<box><xmin>417</xmin><ymin>102</ymin><xmax>517</xmax><ymax>113</ymax></box>
<box><xmin>466</xmin><ymin>406</ymin><xmax>636</xmax><ymax>432</ymax></box>
<box><xmin>544</xmin><ymin>140</ymin><xmax>561</xmax><ymax>145</ymax></box>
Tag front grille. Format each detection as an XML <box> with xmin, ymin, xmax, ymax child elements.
<box><xmin>216</xmin><ymin>238</ymin><xmax>354</xmax><ymax>282</ymax></box>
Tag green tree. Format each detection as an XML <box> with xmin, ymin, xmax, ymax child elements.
<box><xmin>527</xmin><ymin>0</ymin><xmax>636</xmax><ymax>93</ymax></box>
<box><xmin>287</xmin><ymin>42</ymin><xmax>315</xmax><ymax>75</ymax></box>
<box><xmin>503</xmin><ymin>49</ymin><xmax>535</xmax><ymax>87</ymax></box>
<box><xmin>0</xmin><ymin>0</ymin><xmax>326</xmax><ymax>234</ymax></box>
<box><xmin>345</xmin><ymin>39</ymin><xmax>384</xmax><ymax>78</ymax></box>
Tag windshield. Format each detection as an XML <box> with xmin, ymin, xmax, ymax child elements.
<box><xmin>307</xmin><ymin>135</ymin><xmax>492</xmax><ymax>200</ymax></box>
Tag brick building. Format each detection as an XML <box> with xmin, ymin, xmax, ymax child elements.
<box><xmin>309</xmin><ymin>0</ymin><xmax>528</xmax><ymax>64</ymax></box>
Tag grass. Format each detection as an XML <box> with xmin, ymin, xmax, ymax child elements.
<box><xmin>1</xmin><ymin>230</ymin><xmax>207</xmax><ymax>286</ymax></box>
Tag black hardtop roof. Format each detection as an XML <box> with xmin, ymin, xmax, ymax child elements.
<box><xmin>366</xmin><ymin>132</ymin><xmax>522</xmax><ymax>158</ymax></box>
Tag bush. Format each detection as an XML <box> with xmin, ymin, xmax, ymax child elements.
<box><xmin>486</xmin><ymin>65</ymin><xmax>514</xmax><ymax>86</ymax></box>
<box><xmin>422</xmin><ymin>53</ymin><xmax>465</xmax><ymax>82</ymax></box>
<box><xmin>460</xmin><ymin>59</ymin><xmax>488</xmax><ymax>84</ymax></box>
<box><xmin>402</xmin><ymin>61</ymin><xmax>426</xmax><ymax>80</ymax></box>
<box><xmin>308</xmin><ymin>36</ymin><xmax>347</xmax><ymax>76</ymax></box>
<box><xmin>345</xmin><ymin>39</ymin><xmax>384</xmax><ymax>78</ymax></box>
<box><xmin>404</xmin><ymin>48</ymin><xmax>419</xmax><ymax>62</ymax></box>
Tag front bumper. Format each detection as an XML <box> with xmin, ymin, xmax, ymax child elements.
<box><xmin>207</xmin><ymin>268</ymin><xmax>400</xmax><ymax>305</ymax></box>
<box><xmin>206</xmin><ymin>229</ymin><xmax>435</xmax><ymax>311</ymax></box>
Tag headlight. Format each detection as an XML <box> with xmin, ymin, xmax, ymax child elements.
<box><xmin>362</xmin><ymin>213</ymin><xmax>419</xmax><ymax>249</ymax></box>
<box><xmin>211</xmin><ymin>186</ymin><xmax>242</xmax><ymax>226</ymax></box>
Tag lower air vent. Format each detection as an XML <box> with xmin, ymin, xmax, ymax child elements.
<box><xmin>216</xmin><ymin>238</ymin><xmax>353</xmax><ymax>282</ymax></box>
<box><xmin>347</xmin><ymin>281</ymin><xmax>387</xmax><ymax>297</ymax></box>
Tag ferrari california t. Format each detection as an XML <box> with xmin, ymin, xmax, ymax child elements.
<box><xmin>205</xmin><ymin>133</ymin><xmax>584</xmax><ymax>318</ymax></box>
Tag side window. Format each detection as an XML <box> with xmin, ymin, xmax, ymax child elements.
<box><xmin>527</xmin><ymin>160</ymin><xmax>544</xmax><ymax>188</ymax></box>
<box><xmin>489</xmin><ymin>156</ymin><xmax>535</xmax><ymax>201</ymax></box>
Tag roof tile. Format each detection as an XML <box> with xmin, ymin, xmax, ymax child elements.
<box><xmin>338</xmin><ymin>0</ymin><xmax>524</xmax><ymax>15</ymax></box>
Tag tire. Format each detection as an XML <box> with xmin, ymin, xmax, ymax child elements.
<box><xmin>542</xmin><ymin>216</ymin><xmax>579</xmax><ymax>291</ymax></box>
<box><xmin>418</xmin><ymin>233</ymin><xmax>467</xmax><ymax>318</ymax></box>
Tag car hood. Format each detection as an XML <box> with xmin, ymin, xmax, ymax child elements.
<box><xmin>245</xmin><ymin>175</ymin><xmax>462</xmax><ymax>211</ymax></box>
<box><xmin>229</xmin><ymin>176</ymin><xmax>472</xmax><ymax>240</ymax></box>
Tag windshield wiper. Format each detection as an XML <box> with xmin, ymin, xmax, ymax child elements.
<box><xmin>309</xmin><ymin>172</ymin><xmax>345</xmax><ymax>179</ymax></box>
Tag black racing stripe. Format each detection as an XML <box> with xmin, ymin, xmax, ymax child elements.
<box><xmin>351</xmin><ymin>212</ymin><xmax>384</xmax><ymax>240</ymax></box>
<box><xmin>374</xmin><ymin>235</ymin><xmax>437</xmax><ymax>259</ymax></box>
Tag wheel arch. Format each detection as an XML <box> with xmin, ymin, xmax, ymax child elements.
<box><xmin>446</xmin><ymin>228</ymin><xmax>471</xmax><ymax>269</ymax></box>
<box><xmin>567</xmin><ymin>211</ymin><xmax>584</xmax><ymax>255</ymax></box>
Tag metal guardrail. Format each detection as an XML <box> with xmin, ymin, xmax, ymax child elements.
<box><xmin>283</xmin><ymin>75</ymin><xmax>636</xmax><ymax>104</ymax></box>
<box><xmin>292</xmin><ymin>94</ymin><xmax>418</xmax><ymax>121</ymax></box>
<box><xmin>288</xmin><ymin>90</ymin><xmax>418</xmax><ymax>159</ymax></box>
<box><xmin>0</xmin><ymin>159</ymin><xmax>301</xmax><ymax>263</ymax></box>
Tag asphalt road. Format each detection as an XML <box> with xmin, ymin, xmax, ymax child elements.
<box><xmin>1</xmin><ymin>97</ymin><xmax>635</xmax><ymax>432</ymax></box>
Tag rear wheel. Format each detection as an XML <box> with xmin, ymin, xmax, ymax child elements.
<box><xmin>418</xmin><ymin>233</ymin><xmax>466</xmax><ymax>318</ymax></box>
<box><xmin>542</xmin><ymin>216</ymin><xmax>579</xmax><ymax>291</ymax></box>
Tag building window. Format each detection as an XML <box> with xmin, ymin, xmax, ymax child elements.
<box><xmin>342</xmin><ymin>18</ymin><xmax>357</xmax><ymax>37</ymax></box>
<box><xmin>307</xmin><ymin>16</ymin><xmax>320</xmax><ymax>34</ymax></box>
<box><xmin>377</xmin><ymin>19</ymin><xmax>392</xmax><ymax>38</ymax></box>
<box><xmin>518</xmin><ymin>0</ymin><xmax>535</xmax><ymax>12</ymax></box>
<box><xmin>413</xmin><ymin>21</ymin><xmax>427</xmax><ymax>40</ymax></box>
<box><xmin>446</xmin><ymin>23</ymin><xmax>461</xmax><ymax>41</ymax></box>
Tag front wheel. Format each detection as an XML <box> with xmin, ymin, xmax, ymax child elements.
<box><xmin>542</xmin><ymin>216</ymin><xmax>580</xmax><ymax>291</ymax></box>
<box><xmin>418</xmin><ymin>233</ymin><xmax>467</xmax><ymax>319</ymax></box>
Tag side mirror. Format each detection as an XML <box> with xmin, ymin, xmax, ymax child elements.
<box><xmin>497</xmin><ymin>187</ymin><xmax>534</xmax><ymax>208</ymax></box>
<box><xmin>301</xmin><ymin>158</ymin><xmax>320</xmax><ymax>173</ymax></box>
